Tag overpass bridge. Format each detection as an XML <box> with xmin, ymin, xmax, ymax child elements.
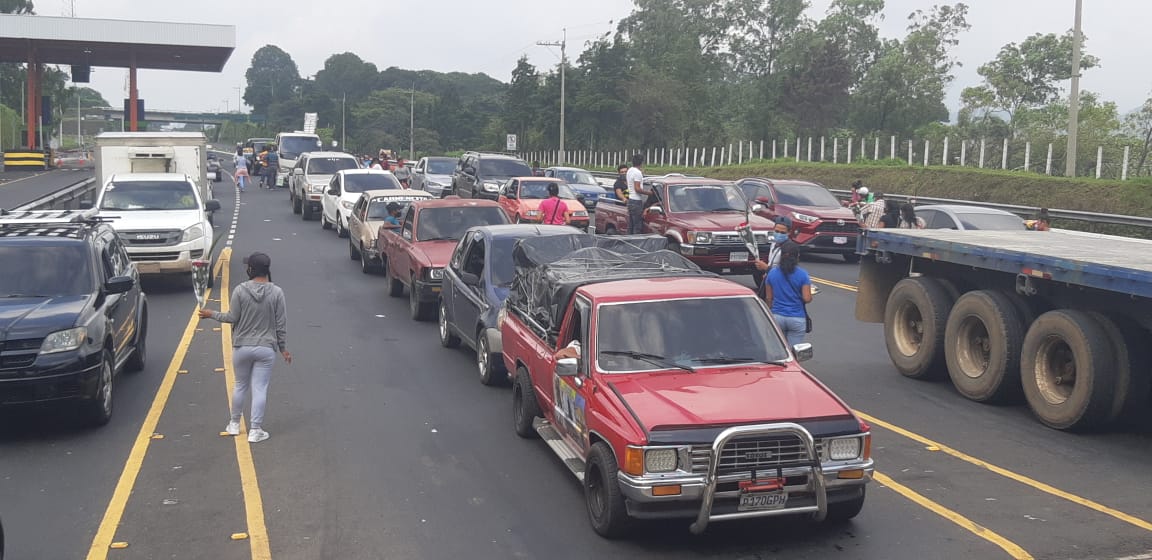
<box><xmin>89</xmin><ymin>107</ymin><xmax>265</xmax><ymax>126</ymax></box>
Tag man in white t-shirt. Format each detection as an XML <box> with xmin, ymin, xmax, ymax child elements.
<box><xmin>625</xmin><ymin>154</ymin><xmax>647</xmax><ymax>234</ymax></box>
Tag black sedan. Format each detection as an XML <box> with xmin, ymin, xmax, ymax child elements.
<box><xmin>438</xmin><ymin>224</ymin><xmax>577</xmax><ymax>385</ymax></box>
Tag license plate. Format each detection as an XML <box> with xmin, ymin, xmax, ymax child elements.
<box><xmin>729</xmin><ymin>252</ymin><xmax>749</xmax><ymax>262</ymax></box>
<box><xmin>833</xmin><ymin>236</ymin><xmax>848</xmax><ymax>245</ymax></box>
<box><xmin>738</xmin><ymin>492</ymin><xmax>788</xmax><ymax>511</ymax></box>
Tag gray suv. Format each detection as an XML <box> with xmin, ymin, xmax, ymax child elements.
<box><xmin>450</xmin><ymin>152</ymin><xmax>532</xmax><ymax>200</ymax></box>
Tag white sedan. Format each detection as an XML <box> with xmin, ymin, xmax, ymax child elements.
<box><xmin>321</xmin><ymin>169</ymin><xmax>403</xmax><ymax>237</ymax></box>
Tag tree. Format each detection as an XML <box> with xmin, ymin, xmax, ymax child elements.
<box><xmin>725</xmin><ymin>0</ymin><xmax>810</xmax><ymax>77</ymax></box>
<box><xmin>0</xmin><ymin>0</ymin><xmax>34</xmax><ymax>13</ymax></box>
<box><xmin>243</xmin><ymin>45</ymin><xmax>301</xmax><ymax>116</ymax></box>
<box><xmin>961</xmin><ymin>31</ymin><xmax>1099</xmax><ymax>135</ymax></box>
<box><xmin>315</xmin><ymin>53</ymin><xmax>378</xmax><ymax>102</ymax></box>
<box><xmin>1124</xmin><ymin>95</ymin><xmax>1152</xmax><ymax>176</ymax></box>
<box><xmin>504</xmin><ymin>56</ymin><xmax>540</xmax><ymax>145</ymax></box>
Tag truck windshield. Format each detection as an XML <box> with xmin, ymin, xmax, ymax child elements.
<box><xmin>308</xmin><ymin>157</ymin><xmax>359</xmax><ymax>175</ymax></box>
<box><xmin>667</xmin><ymin>184</ymin><xmax>747</xmax><ymax>213</ymax></box>
<box><xmin>774</xmin><ymin>183</ymin><xmax>841</xmax><ymax>208</ymax></box>
<box><xmin>344</xmin><ymin>173</ymin><xmax>401</xmax><ymax>192</ymax></box>
<box><xmin>100</xmin><ymin>181</ymin><xmax>199</xmax><ymax>211</ymax></box>
<box><xmin>595</xmin><ymin>296</ymin><xmax>790</xmax><ymax>372</ymax></box>
<box><xmin>0</xmin><ymin>244</ymin><xmax>92</xmax><ymax>297</ymax></box>
<box><xmin>426</xmin><ymin>158</ymin><xmax>456</xmax><ymax>175</ymax></box>
<box><xmin>279</xmin><ymin>136</ymin><xmax>321</xmax><ymax>159</ymax></box>
<box><xmin>416</xmin><ymin>207</ymin><xmax>509</xmax><ymax>241</ymax></box>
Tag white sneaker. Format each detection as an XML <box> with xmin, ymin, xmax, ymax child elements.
<box><xmin>225</xmin><ymin>421</ymin><xmax>240</xmax><ymax>436</ymax></box>
<box><xmin>248</xmin><ymin>429</ymin><xmax>270</xmax><ymax>443</ymax></box>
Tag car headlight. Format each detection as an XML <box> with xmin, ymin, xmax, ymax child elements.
<box><xmin>686</xmin><ymin>230</ymin><xmax>713</xmax><ymax>244</ymax></box>
<box><xmin>429</xmin><ymin>181</ymin><xmax>444</xmax><ymax>188</ymax></box>
<box><xmin>644</xmin><ymin>448</ymin><xmax>678</xmax><ymax>473</ymax></box>
<box><xmin>483</xmin><ymin>182</ymin><xmax>500</xmax><ymax>192</ymax></box>
<box><xmin>572</xmin><ymin>210</ymin><xmax>588</xmax><ymax>218</ymax></box>
<box><xmin>340</xmin><ymin>200</ymin><xmax>354</xmax><ymax>210</ymax></box>
<box><xmin>428</xmin><ymin>267</ymin><xmax>444</xmax><ymax>280</ymax></box>
<box><xmin>40</xmin><ymin>327</ymin><xmax>87</xmax><ymax>354</ymax></box>
<box><xmin>309</xmin><ymin>183</ymin><xmax>325</xmax><ymax>193</ymax></box>
<box><xmin>827</xmin><ymin>437</ymin><xmax>862</xmax><ymax>460</ymax></box>
<box><xmin>525</xmin><ymin>210</ymin><xmax>541</xmax><ymax>217</ymax></box>
<box><xmin>182</xmin><ymin>224</ymin><xmax>205</xmax><ymax>242</ymax></box>
<box><xmin>792</xmin><ymin>212</ymin><xmax>819</xmax><ymax>224</ymax></box>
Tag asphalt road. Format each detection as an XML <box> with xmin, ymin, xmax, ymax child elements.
<box><xmin>2</xmin><ymin>174</ymin><xmax>1152</xmax><ymax>559</ymax></box>
<box><xmin>0</xmin><ymin>168</ymin><xmax>94</xmax><ymax>210</ymax></box>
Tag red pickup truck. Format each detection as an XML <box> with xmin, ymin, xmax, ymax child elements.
<box><xmin>500</xmin><ymin>234</ymin><xmax>873</xmax><ymax>537</ymax></box>
<box><xmin>594</xmin><ymin>177</ymin><xmax>776</xmax><ymax>275</ymax></box>
<box><xmin>379</xmin><ymin>197</ymin><xmax>509</xmax><ymax>320</ymax></box>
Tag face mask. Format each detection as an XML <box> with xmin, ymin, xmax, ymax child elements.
<box><xmin>773</xmin><ymin>233</ymin><xmax>789</xmax><ymax>243</ymax></box>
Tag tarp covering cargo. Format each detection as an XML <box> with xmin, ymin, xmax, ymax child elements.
<box><xmin>507</xmin><ymin>233</ymin><xmax>714</xmax><ymax>339</ymax></box>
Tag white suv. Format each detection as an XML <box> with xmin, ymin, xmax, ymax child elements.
<box><xmin>289</xmin><ymin>151</ymin><xmax>361</xmax><ymax>221</ymax></box>
<box><xmin>94</xmin><ymin>173</ymin><xmax>220</xmax><ymax>285</ymax></box>
<box><xmin>320</xmin><ymin>169</ymin><xmax>403</xmax><ymax>237</ymax></box>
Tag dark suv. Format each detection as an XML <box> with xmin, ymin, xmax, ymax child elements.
<box><xmin>450</xmin><ymin>152</ymin><xmax>532</xmax><ymax>201</ymax></box>
<box><xmin>0</xmin><ymin>209</ymin><xmax>148</xmax><ymax>426</ymax></box>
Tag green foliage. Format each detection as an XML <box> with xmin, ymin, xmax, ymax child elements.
<box><xmin>243</xmin><ymin>45</ymin><xmax>301</xmax><ymax>116</ymax></box>
<box><xmin>0</xmin><ymin>0</ymin><xmax>34</xmax><ymax>14</ymax></box>
<box><xmin>0</xmin><ymin>103</ymin><xmax>19</xmax><ymax>150</ymax></box>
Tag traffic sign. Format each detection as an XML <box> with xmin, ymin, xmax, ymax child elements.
<box><xmin>506</xmin><ymin>134</ymin><xmax>517</xmax><ymax>151</ymax></box>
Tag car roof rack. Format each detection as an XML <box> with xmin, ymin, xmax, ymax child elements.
<box><xmin>0</xmin><ymin>207</ymin><xmax>105</xmax><ymax>225</ymax></box>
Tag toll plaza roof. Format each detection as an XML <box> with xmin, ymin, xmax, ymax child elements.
<box><xmin>0</xmin><ymin>14</ymin><xmax>235</xmax><ymax>72</ymax></box>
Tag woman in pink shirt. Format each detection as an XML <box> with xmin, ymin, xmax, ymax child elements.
<box><xmin>538</xmin><ymin>183</ymin><xmax>568</xmax><ymax>225</ymax></box>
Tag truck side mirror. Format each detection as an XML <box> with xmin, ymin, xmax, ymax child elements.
<box><xmin>646</xmin><ymin>206</ymin><xmax>664</xmax><ymax>215</ymax></box>
<box><xmin>793</xmin><ymin>342</ymin><xmax>813</xmax><ymax>362</ymax></box>
<box><xmin>204</xmin><ymin>200</ymin><xmax>221</xmax><ymax>212</ymax></box>
<box><xmin>751</xmin><ymin>204</ymin><xmax>763</xmax><ymax>213</ymax></box>
<box><xmin>555</xmin><ymin>357</ymin><xmax>579</xmax><ymax>377</ymax></box>
<box><xmin>293</xmin><ymin>168</ymin><xmax>304</xmax><ymax>175</ymax></box>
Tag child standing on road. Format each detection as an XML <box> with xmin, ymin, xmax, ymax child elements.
<box><xmin>199</xmin><ymin>252</ymin><xmax>291</xmax><ymax>443</ymax></box>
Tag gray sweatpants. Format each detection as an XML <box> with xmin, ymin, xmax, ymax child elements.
<box><xmin>232</xmin><ymin>346</ymin><xmax>275</xmax><ymax>429</ymax></box>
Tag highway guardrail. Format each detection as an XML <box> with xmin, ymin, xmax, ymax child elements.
<box><xmin>15</xmin><ymin>177</ymin><xmax>97</xmax><ymax>211</ymax></box>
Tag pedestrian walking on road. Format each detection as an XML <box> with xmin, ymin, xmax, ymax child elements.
<box><xmin>763</xmin><ymin>241</ymin><xmax>812</xmax><ymax>347</ymax></box>
<box><xmin>262</xmin><ymin>146</ymin><xmax>280</xmax><ymax>189</ymax></box>
<box><xmin>626</xmin><ymin>154</ymin><xmax>647</xmax><ymax>234</ymax></box>
<box><xmin>199</xmin><ymin>252</ymin><xmax>290</xmax><ymax>443</ymax></box>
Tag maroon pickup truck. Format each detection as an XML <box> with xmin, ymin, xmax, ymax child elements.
<box><xmin>378</xmin><ymin>197</ymin><xmax>509</xmax><ymax>320</ymax></box>
<box><xmin>500</xmin><ymin>234</ymin><xmax>873</xmax><ymax>537</ymax></box>
<box><xmin>594</xmin><ymin>178</ymin><xmax>776</xmax><ymax>275</ymax></box>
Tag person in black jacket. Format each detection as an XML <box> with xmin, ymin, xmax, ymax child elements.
<box><xmin>612</xmin><ymin>164</ymin><xmax>629</xmax><ymax>200</ymax></box>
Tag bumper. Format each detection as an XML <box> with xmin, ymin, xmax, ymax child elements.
<box><xmin>306</xmin><ymin>193</ymin><xmax>323</xmax><ymax>209</ymax></box>
<box><xmin>794</xmin><ymin>232</ymin><xmax>859</xmax><ymax>254</ymax></box>
<box><xmin>413</xmin><ymin>279</ymin><xmax>443</xmax><ymax>303</ymax></box>
<box><xmin>677</xmin><ymin>243</ymin><xmax>773</xmax><ymax>274</ymax></box>
<box><xmin>127</xmin><ymin>241</ymin><xmax>209</xmax><ymax>274</ymax></box>
<box><xmin>0</xmin><ymin>352</ymin><xmax>103</xmax><ymax>405</ymax></box>
<box><xmin>363</xmin><ymin>244</ymin><xmax>382</xmax><ymax>263</ymax></box>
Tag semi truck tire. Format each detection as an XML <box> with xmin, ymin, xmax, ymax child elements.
<box><xmin>884</xmin><ymin>277</ymin><xmax>954</xmax><ymax>380</ymax></box>
<box><xmin>1086</xmin><ymin>312</ymin><xmax>1151</xmax><ymax>424</ymax></box>
<box><xmin>1020</xmin><ymin>310</ymin><xmax>1117</xmax><ymax>430</ymax></box>
<box><xmin>944</xmin><ymin>290</ymin><xmax>1025</xmax><ymax>403</ymax></box>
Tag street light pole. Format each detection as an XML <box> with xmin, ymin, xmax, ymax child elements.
<box><xmin>1065</xmin><ymin>0</ymin><xmax>1083</xmax><ymax>177</ymax></box>
<box><xmin>341</xmin><ymin>92</ymin><xmax>346</xmax><ymax>152</ymax></box>
<box><xmin>538</xmin><ymin>28</ymin><xmax>567</xmax><ymax>163</ymax></box>
<box><xmin>410</xmin><ymin>84</ymin><xmax>415</xmax><ymax>159</ymax></box>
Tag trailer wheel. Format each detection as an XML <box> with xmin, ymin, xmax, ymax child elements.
<box><xmin>1086</xmin><ymin>312</ymin><xmax>1151</xmax><ymax>424</ymax></box>
<box><xmin>1020</xmin><ymin>310</ymin><xmax>1117</xmax><ymax>430</ymax></box>
<box><xmin>884</xmin><ymin>277</ymin><xmax>954</xmax><ymax>379</ymax></box>
<box><xmin>944</xmin><ymin>290</ymin><xmax>1024</xmax><ymax>402</ymax></box>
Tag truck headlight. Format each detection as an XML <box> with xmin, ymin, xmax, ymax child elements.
<box><xmin>40</xmin><ymin>327</ymin><xmax>87</xmax><ymax>354</ymax></box>
<box><xmin>644</xmin><ymin>448</ymin><xmax>678</xmax><ymax>473</ymax></box>
<box><xmin>792</xmin><ymin>212</ymin><xmax>819</xmax><ymax>224</ymax></box>
<box><xmin>572</xmin><ymin>210</ymin><xmax>588</xmax><ymax>218</ymax></box>
<box><xmin>686</xmin><ymin>230</ymin><xmax>712</xmax><ymax>244</ymax></box>
<box><xmin>182</xmin><ymin>224</ymin><xmax>204</xmax><ymax>242</ymax></box>
<box><xmin>483</xmin><ymin>182</ymin><xmax>500</xmax><ymax>192</ymax></box>
<box><xmin>340</xmin><ymin>200</ymin><xmax>354</xmax><ymax>210</ymax></box>
<box><xmin>827</xmin><ymin>437</ymin><xmax>862</xmax><ymax>460</ymax></box>
<box><xmin>428</xmin><ymin>267</ymin><xmax>444</xmax><ymax>280</ymax></box>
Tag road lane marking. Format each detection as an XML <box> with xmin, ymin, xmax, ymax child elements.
<box><xmin>874</xmin><ymin>471</ymin><xmax>1033</xmax><ymax>559</ymax></box>
<box><xmin>0</xmin><ymin>169</ymin><xmax>54</xmax><ymax>186</ymax></box>
<box><xmin>85</xmin><ymin>257</ymin><xmax>226</xmax><ymax>559</ymax></box>
<box><xmin>810</xmin><ymin>275</ymin><xmax>1152</xmax><ymax>533</ymax></box>
<box><xmin>217</xmin><ymin>247</ymin><xmax>273</xmax><ymax>560</ymax></box>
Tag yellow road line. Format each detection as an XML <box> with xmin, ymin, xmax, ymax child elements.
<box><xmin>860</xmin><ymin>412</ymin><xmax>1152</xmax><ymax>532</ymax></box>
<box><xmin>218</xmin><ymin>247</ymin><xmax>273</xmax><ymax>560</ymax></box>
<box><xmin>86</xmin><ymin>258</ymin><xmax>226</xmax><ymax>559</ymax></box>
<box><xmin>810</xmin><ymin>275</ymin><xmax>1152</xmax><ymax>532</ymax></box>
<box><xmin>874</xmin><ymin>471</ymin><xmax>1033</xmax><ymax>559</ymax></box>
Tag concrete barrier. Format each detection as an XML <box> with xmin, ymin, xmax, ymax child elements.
<box><xmin>3</xmin><ymin>150</ymin><xmax>49</xmax><ymax>170</ymax></box>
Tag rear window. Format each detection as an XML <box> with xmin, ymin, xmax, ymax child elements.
<box><xmin>308</xmin><ymin>157</ymin><xmax>359</xmax><ymax>175</ymax></box>
<box><xmin>0</xmin><ymin>243</ymin><xmax>93</xmax><ymax>297</ymax></box>
<box><xmin>344</xmin><ymin>174</ymin><xmax>401</xmax><ymax>192</ymax></box>
<box><xmin>416</xmin><ymin>207</ymin><xmax>510</xmax><ymax>241</ymax></box>
<box><xmin>479</xmin><ymin>158</ymin><xmax>531</xmax><ymax>178</ymax></box>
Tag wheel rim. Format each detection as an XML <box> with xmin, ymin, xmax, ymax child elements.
<box><xmin>1035</xmin><ymin>335</ymin><xmax>1076</xmax><ymax>405</ymax></box>
<box><xmin>587</xmin><ymin>464</ymin><xmax>606</xmax><ymax>519</ymax></box>
<box><xmin>478</xmin><ymin>336</ymin><xmax>489</xmax><ymax>378</ymax></box>
<box><xmin>955</xmin><ymin>314</ymin><xmax>991</xmax><ymax>379</ymax></box>
<box><xmin>100</xmin><ymin>360</ymin><xmax>113</xmax><ymax>415</ymax></box>
<box><xmin>893</xmin><ymin>301</ymin><xmax>925</xmax><ymax>357</ymax></box>
<box><xmin>439</xmin><ymin>305</ymin><xmax>449</xmax><ymax>341</ymax></box>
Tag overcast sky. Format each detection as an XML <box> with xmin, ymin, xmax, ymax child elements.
<box><xmin>60</xmin><ymin>0</ymin><xmax>1152</xmax><ymax>117</ymax></box>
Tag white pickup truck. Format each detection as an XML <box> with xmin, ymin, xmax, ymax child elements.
<box><xmin>92</xmin><ymin>173</ymin><xmax>220</xmax><ymax>287</ymax></box>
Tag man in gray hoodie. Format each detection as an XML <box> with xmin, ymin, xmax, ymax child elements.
<box><xmin>199</xmin><ymin>252</ymin><xmax>290</xmax><ymax>443</ymax></box>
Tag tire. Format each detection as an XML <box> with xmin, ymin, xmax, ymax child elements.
<box><xmin>207</xmin><ymin>264</ymin><xmax>215</xmax><ymax>289</ymax></box>
<box><xmin>337</xmin><ymin>215</ymin><xmax>350</xmax><ymax>238</ymax></box>
<box><xmin>292</xmin><ymin>192</ymin><xmax>302</xmax><ymax>214</ymax></box>
<box><xmin>513</xmin><ymin>367</ymin><xmax>541</xmax><ymax>438</ymax></box>
<box><xmin>409</xmin><ymin>275</ymin><xmax>434</xmax><ymax>321</ymax></box>
<box><xmin>387</xmin><ymin>261</ymin><xmax>405</xmax><ymax>297</ymax></box>
<box><xmin>349</xmin><ymin>238</ymin><xmax>360</xmax><ymax>261</ymax></box>
<box><xmin>124</xmin><ymin>306</ymin><xmax>148</xmax><ymax>373</ymax></box>
<box><xmin>944</xmin><ymin>290</ymin><xmax>1025</xmax><ymax>403</ymax></box>
<box><xmin>302</xmin><ymin>202</ymin><xmax>314</xmax><ymax>221</ymax></box>
<box><xmin>842</xmin><ymin>252</ymin><xmax>861</xmax><ymax>264</ymax></box>
<box><xmin>1085</xmin><ymin>313</ymin><xmax>1151</xmax><ymax>424</ymax></box>
<box><xmin>84</xmin><ymin>352</ymin><xmax>115</xmax><ymax>427</ymax></box>
<box><xmin>438</xmin><ymin>302</ymin><xmax>461</xmax><ymax>348</ymax></box>
<box><xmin>825</xmin><ymin>488</ymin><xmax>866</xmax><ymax>523</ymax></box>
<box><xmin>666</xmin><ymin>239</ymin><xmax>680</xmax><ymax>254</ymax></box>
<box><xmin>359</xmin><ymin>244</ymin><xmax>375</xmax><ymax>273</ymax></box>
<box><xmin>478</xmin><ymin>331</ymin><xmax>506</xmax><ymax>386</ymax></box>
<box><xmin>585</xmin><ymin>442</ymin><xmax>633</xmax><ymax>538</ymax></box>
<box><xmin>1020</xmin><ymin>310</ymin><xmax>1117</xmax><ymax>431</ymax></box>
<box><xmin>884</xmin><ymin>277</ymin><xmax>955</xmax><ymax>380</ymax></box>
<box><xmin>321</xmin><ymin>212</ymin><xmax>332</xmax><ymax>230</ymax></box>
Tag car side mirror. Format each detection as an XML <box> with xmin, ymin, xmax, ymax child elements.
<box><xmin>555</xmin><ymin>357</ymin><xmax>579</xmax><ymax>377</ymax></box>
<box><xmin>204</xmin><ymin>199</ymin><xmax>221</xmax><ymax>212</ymax></box>
<box><xmin>328</xmin><ymin>187</ymin><xmax>340</xmax><ymax>195</ymax></box>
<box><xmin>751</xmin><ymin>203</ymin><xmax>763</xmax><ymax>212</ymax></box>
<box><xmin>460</xmin><ymin>271</ymin><xmax>480</xmax><ymax>287</ymax></box>
<box><xmin>646</xmin><ymin>206</ymin><xmax>664</xmax><ymax>215</ymax></box>
<box><xmin>293</xmin><ymin>168</ymin><xmax>304</xmax><ymax>175</ymax></box>
<box><xmin>756</xmin><ymin>196</ymin><xmax>771</xmax><ymax>204</ymax></box>
<box><xmin>105</xmin><ymin>275</ymin><xmax>135</xmax><ymax>295</ymax></box>
<box><xmin>793</xmin><ymin>342</ymin><xmax>814</xmax><ymax>362</ymax></box>
<box><xmin>464</xmin><ymin>166</ymin><xmax>476</xmax><ymax>175</ymax></box>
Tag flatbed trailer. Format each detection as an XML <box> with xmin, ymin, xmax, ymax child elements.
<box><xmin>854</xmin><ymin>229</ymin><xmax>1152</xmax><ymax>431</ymax></box>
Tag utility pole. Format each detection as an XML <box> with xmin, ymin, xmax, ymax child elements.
<box><xmin>409</xmin><ymin>84</ymin><xmax>415</xmax><ymax>159</ymax></box>
<box><xmin>77</xmin><ymin>86</ymin><xmax>81</xmax><ymax>147</ymax></box>
<box><xmin>537</xmin><ymin>28</ymin><xmax>567</xmax><ymax>163</ymax></box>
<box><xmin>234</xmin><ymin>85</ymin><xmax>242</xmax><ymax>113</ymax></box>
<box><xmin>1065</xmin><ymin>0</ymin><xmax>1083</xmax><ymax>177</ymax></box>
<box><xmin>341</xmin><ymin>92</ymin><xmax>346</xmax><ymax>152</ymax></box>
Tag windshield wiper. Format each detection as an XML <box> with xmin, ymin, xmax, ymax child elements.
<box><xmin>709</xmin><ymin>207</ymin><xmax>745</xmax><ymax>212</ymax></box>
<box><xmin>692</xmin><ymin>356</ymin><xmax>767</xmax><ymax>365</ymax></box>
<box><xmin>1</xmin><ymin>294</ymin><xmax>51</xmax><ymax>298</ymax></box>
<box><xmin>600</xmin><ymin>350</ymin><xmax>695</xmax><ymax>372</ymax></box>
<box><xmin>419</xmin><ymin>236</ymin><xmax>458</xmax><ymax>242</ymax></box>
